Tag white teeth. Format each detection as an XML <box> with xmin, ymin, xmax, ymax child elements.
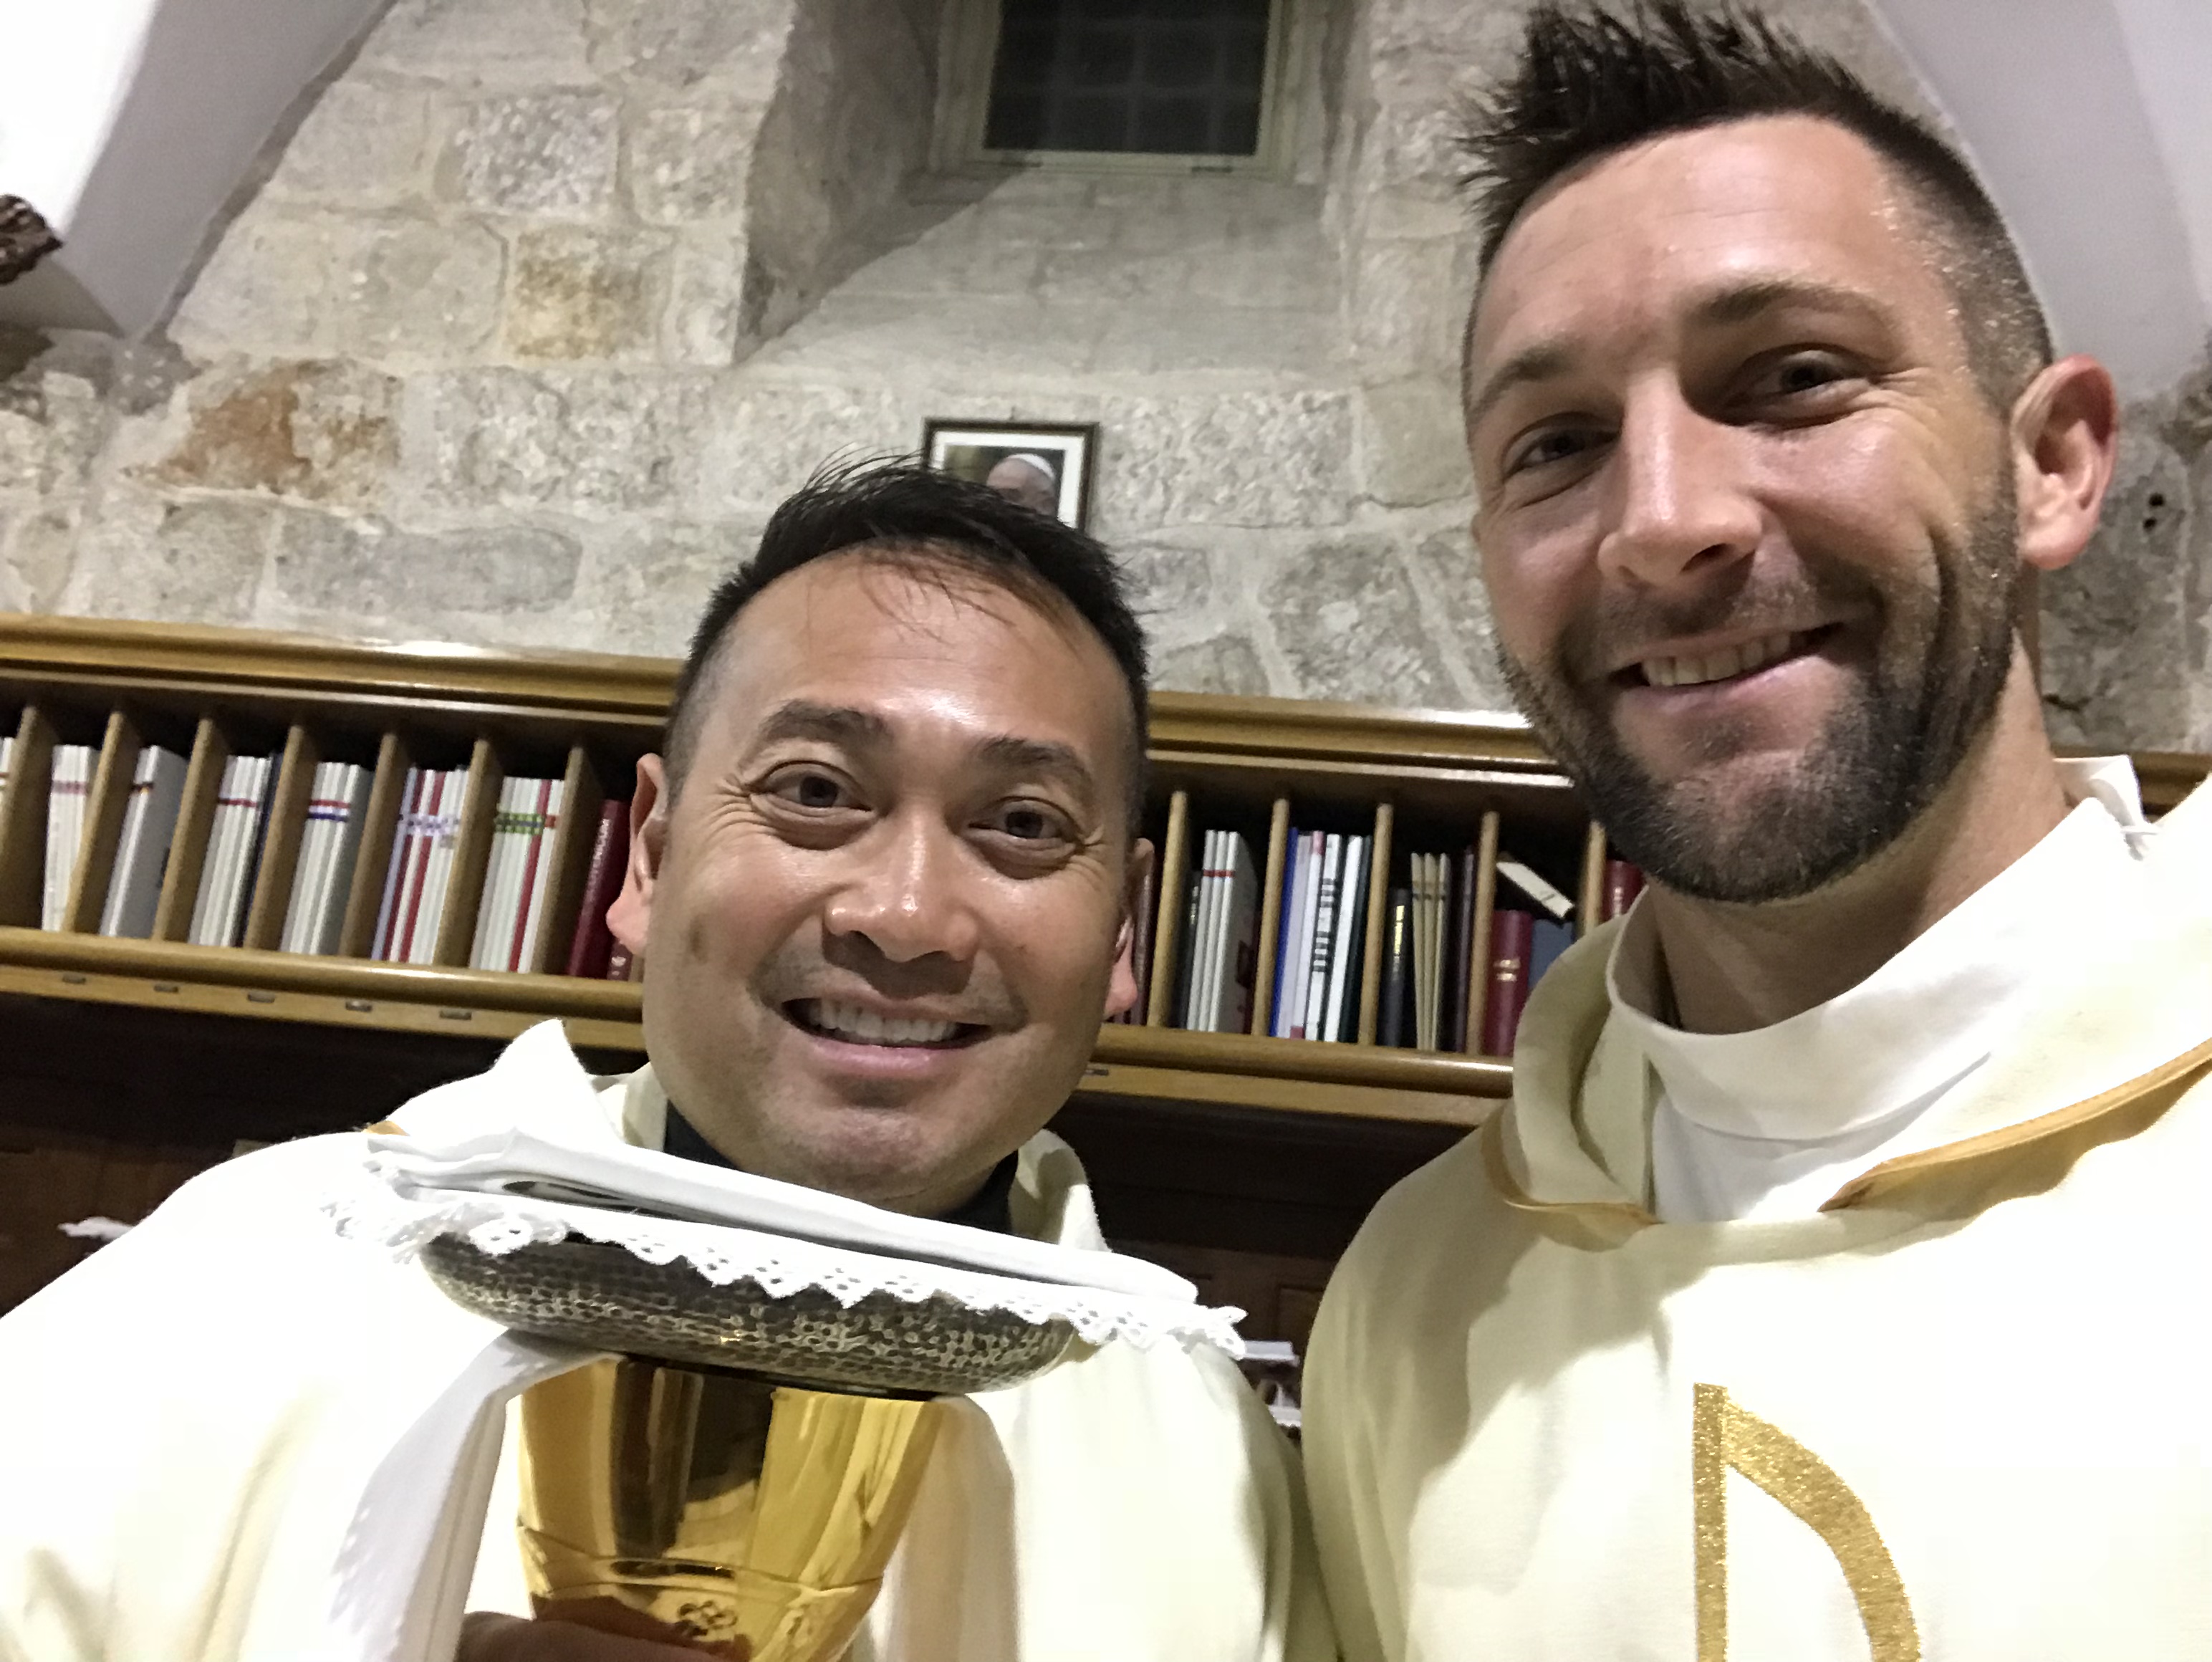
<box><xmin>1642</xmin><ymin>631</ymin><xmax>1802</xmax><ymax>689</ymax></box>
<box><xmin>802</xmin><ymin>999</ymin><xmax>961</xmax><ymax>1047</ymax></box>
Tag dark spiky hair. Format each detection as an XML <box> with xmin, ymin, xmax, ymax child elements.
<box><xmin>664</xmin><ymin>456</ymin><xmax>1150</xmax><ymax>831</ymax></box>
<box><xmin>1461</xmin><ymin>1</ymin><xmax>2052</xmax><ymax>406</ymax></box>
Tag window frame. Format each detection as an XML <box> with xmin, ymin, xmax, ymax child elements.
<box><xmin>932</xmin><ymin>0</ymin><xmax>1304</xmax><ymax>178</ymax></box>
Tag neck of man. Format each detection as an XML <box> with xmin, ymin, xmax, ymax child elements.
<box><xmin>1644</xmin><ymin>656</ymin><xmax>2073</xmax><ymax>1036</ymax></box>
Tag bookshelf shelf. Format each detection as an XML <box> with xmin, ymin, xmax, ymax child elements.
<box><xmin>1</xmin><ymin>615</ymin><xmax>2203</xmax><ymax>1140</ymax></box>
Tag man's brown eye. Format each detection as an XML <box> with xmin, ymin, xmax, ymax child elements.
<box><xmin>1003</xmin><ymin>807</ymin><xmax>1049</xmax><ymax>840</ymax></box>
<box><xmin>770</xmin><ymin>770</ymin><xmax>849</xmax><ymax>810</ymax></box>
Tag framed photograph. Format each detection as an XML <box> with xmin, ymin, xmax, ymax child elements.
<box><xmin>923</xmin><ymin>420</ymin><xmax>1097</xmax><ymax>529</ymax></box>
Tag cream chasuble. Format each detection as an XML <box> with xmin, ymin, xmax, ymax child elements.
<box><xmin>1304</xmin><ymin>771</ymin><xmax>2212</xmax><ymax>1661</ymax></box>
<box><xmin>0</xmin><ymin>1024</ymin><xmax>1332</xmax><ymax>1662</ymax></box>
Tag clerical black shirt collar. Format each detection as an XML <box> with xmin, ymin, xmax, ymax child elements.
<box><xmin>662</xmin><ymin>1104</ymin><xmax>1019</xmax><ymax>1235</ymax></box>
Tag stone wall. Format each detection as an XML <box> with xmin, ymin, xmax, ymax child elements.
<box><xmin>0</xmin><ymin>0</ymin><xmax>2206</xmax><ymax>752</ymax></box>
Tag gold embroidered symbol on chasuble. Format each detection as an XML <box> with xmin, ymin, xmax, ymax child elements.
<box><xmin>1691</xmin><ymin>1384</ymin><xmax>1920</xmax><ymax>1661</ymax></box>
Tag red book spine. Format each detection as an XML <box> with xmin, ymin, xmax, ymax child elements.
<box><xmin>1481</xmin><ymin>908</ymin><xmax>1536</xmax><ymax>1058</ymax></box>
<box><xmin>563</xmin><ymin>799</ymin><xmax>631</xmax><ymax>979</ymax></box>
<box><xmin>605</xmin><ymin>942</ymin><xmax>636</xmax><ymax>981</ymax></box>
<box><xmin>1602</xmin><ymin>858</ymin><xmax>1644</xmax><ymax>922</ymax></box>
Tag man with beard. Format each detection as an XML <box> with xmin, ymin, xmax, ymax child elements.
<box><xmin>1302</xmin><ymin>5</ymin><xmax>2212</xmax><ymax>1657</ymax></box>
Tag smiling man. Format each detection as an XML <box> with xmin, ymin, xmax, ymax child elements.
<box><xmin>0</xmin><ymin>462</ymin><xmax>1329</xmax><ymax>1662</ymax></box>
<box><xmin>1303</xmin><ymin>6</ymin><xmax>2212</xmax><ymax>1658</ymax></box>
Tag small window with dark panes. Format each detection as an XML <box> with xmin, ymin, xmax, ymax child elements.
<box><xmin>981</xmin><ymin>0</ymin><xmax>1276</xmax><ymax>158</ymax></box>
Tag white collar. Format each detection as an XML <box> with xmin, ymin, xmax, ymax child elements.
<box><xmin>1606</xmin><ymin>758</ymin><xmax>2151</xmax><ymax>1146</ymax></box>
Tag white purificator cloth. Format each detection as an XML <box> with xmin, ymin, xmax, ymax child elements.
<box><xmin>320</xmin><ymin>1128</ymin><xmax>1246</xmax><ymax>1658</ymax></box>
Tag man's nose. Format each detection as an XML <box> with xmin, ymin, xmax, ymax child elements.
<box><xmin>821</xmin><ymin>815</ymin><xmax>984</xmax><ymax>966</ymax></box>
<box><xmin>1596</xmin><ymin>386</ymin><xmax>1761</xmax><ymax>588</ymax></box>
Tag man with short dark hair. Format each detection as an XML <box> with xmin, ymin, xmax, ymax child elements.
<box><xmin>0</xmin><ymin>461</ymin><xmax>1332</xmax><ymax>1662</ymax></box>
<box><xmin>1303</xmin><ymin>6</ymin><xmax>2212</xmax><ymax>1655</ymax></box>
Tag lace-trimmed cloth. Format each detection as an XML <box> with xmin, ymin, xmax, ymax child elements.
<box><xmin>327</xmin><ymin>1128</ymin><xmax>1244</xmax><ymax>1356</ymax></box>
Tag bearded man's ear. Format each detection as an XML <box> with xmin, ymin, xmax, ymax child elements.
<box><xmin>2011</xmin><ymin>353</ymin><xmax>2120</xmax><ymax>577</ymax></box>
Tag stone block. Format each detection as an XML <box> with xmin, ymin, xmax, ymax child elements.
<box><xmin>0</xmin><ymin>367</ymin><xmax>109</xmax><ymax>496</ymax></box>
<box><xmin>1410</xmin><ymin>524</ymin><xmax>1511</xmax><ymax>708</ymax></box>
<box><xmin>1181</xmin><ymin>220</ymin><xmax>1335</xmax><ymax>312</ymax></box>
<box><xmin>440</xmin><ymin>93</ymin><xmax>621</xmax><ymax>218</ymax></box>
<box><xmin>402</xmin><ymin>367</ymin><xmax>711</xmax><ymax>515</ymax></box>
<box><xmin>663</xmin><ymin>231</ymin><xmax>759</xmax><ymax>366</ymax></box>
<box><xmin>172</xmin><ymin>209</ymin><xmax>344</xmax><ymax>359</ymax></box>
<box><xmin>1358</xmin><ymin>378</ymin><xmax>1471</xmax><ymax>507</ymax></box>
<box><xmin>569</xmin><ymin>519</ymin><xmax>757</xmax><ymax>655</ymax></box>
<box><xmin>1116</xmin><ymin>542</ymin><xmax>1215</xmax><ymax>627</ymax></box>
<box><xmin>595</xmin><ymin>0</ymin><xmax>789</xmax><ymax>93</ymax></box>
<box><xmin>1091</xmin><ymin>306</ymin><xmax>1342</xmax><ymax>378</ymax></box>
<box><xmin>1153</xmin><ymin>632</ymin><xmax>1269</xmax><ymax>697</ymax></box>
<box><xmin>266</xmin><ymin>511</ymin><xmax>581</xmax><ymax>619</ymax></box>
<box><xmin>627</xmin><ymin>101</ymin><xmax>761</xmax><ymax>224</ymax></box>
<box><xmin>360</xmin><ymin>0</ymin><xmax>595</xmax><ymax>85</ymax></box>
<box><xmin>332</xmin><ymin>220</ymin><xmax>506</xmax><ymax>363</ymax></box>
<box><xmin>1094</xmin><ymin>392</ymin><xmax>1355</xmax><ymax>534</ymax></box>
<box><xmin>688</xmin><ymin>379</ymin><xmax>903</xmax><ymax>515</ymax></box>
<box><xmin>144</xmin><ymin>360</ymin><xmax>399</xmax><ymax>511</ymax></box>
<box><xmin>1264</xmin><ymin>538</ymin><xmax>1458</xmax><ymax>708</ymax></box>
<box><xmin>267</xmin><ymin>80</ymin><xmax>431</xmax><ymax>204</ymax></box>
<box><xmin>68</xmin><ymin>495</ymin><xmax>273</xmax><ymax>623</ymax></box>
<box><xmin>0</xmin><ymin>506</ymin><xmax>78</xmax><ymax>612</ymax></box>
<box><xmin>1351</xmin><ymin>235</ymin><xmax>1477</xmax><ymax>379</ymax></box>
<box><xmin>504</xmin><ymin>226</ymin><xmax>670</xmax><ymax>361</ymax></box>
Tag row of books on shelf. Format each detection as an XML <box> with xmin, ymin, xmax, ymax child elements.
<box><xmin>1150</xmin><ymin>819</ymin><xmax>1643</xmax><ymax>1057</ymax></box>
<box><xmin>22</xmin><ymin>738</ymin><xmax>644</xmax><ymax>981</ymax></box>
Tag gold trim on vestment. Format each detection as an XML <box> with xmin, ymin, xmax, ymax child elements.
<box><xmin>1819</xmin><ymin>1031</ymin><xmax>2212</xmax><ymax>1211</ymax></box>
<box><xmin>1479</xmin><ymin>1105</ymin><xmax>1658</xmax><ymax>1229</ymax></box>
<box><xmin>1692</xmin><ymin>1385</ymin><xmax>1919</xmax><ymax>1661</ymax></box>
<box><xmin>1481</xmin><ymin>1032</ymin><xmax>2212</xmax><ymax>1233</ymax></box>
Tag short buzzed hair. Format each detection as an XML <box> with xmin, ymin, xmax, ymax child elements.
<box><xmin>1461</xmin><ymin>1</ymin><xmax>2053</xmax><ymax>408</ymax></box>
<box><xmin>665</xmin><ymin>457</ymin><xmax>1150</xmax><ymax>832</ymax></box>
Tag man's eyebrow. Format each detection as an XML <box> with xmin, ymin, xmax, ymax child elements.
<box><xmin>751</xmin><ymin>700</ymin><xmax>892</xmax><ymax>749</ymax></box>
<box><xmin>976</xmin><ymin>734</ymin><xmax>1100</xmax><ymax>805</ymax></box>
<box><xmin>1464</xmin><ymin>340</ymin><xmax>1577</xmax><ymax>433</ymax></box>
<box><xmin>1686</xmin><ymin>275</ymin><xmax>1898</xmax><ymax>332</ymax></box>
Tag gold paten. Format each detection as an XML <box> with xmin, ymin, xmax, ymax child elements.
<box><xmin>519</xmin><ymin>1358</ymin><xmax>944</xmax><ymax>1661</ymax></box>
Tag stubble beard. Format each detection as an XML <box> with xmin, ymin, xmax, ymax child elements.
<box><xmin>1497</xmin><ymin>489</ymin><xmax>2022</xmax><ymax>906</ymax></box>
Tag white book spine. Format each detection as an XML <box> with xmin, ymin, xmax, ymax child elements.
<box><xmin>100</xmin><ymin>745</ymin><xmax>185</xmax><ymax>940</ymax></box>
<box><xmin>471</xmin><ymin>777</ymin><xmax>522</xmax><ymax>971</ymax></box>
<box><xmin>410</xmin><ymin>766</ymin><xmax>468</xmax><ymax>964</ymax></box>
<box><xmin>514</xmin><ymin>777</ymin><xmax>564</xmax><ymax>974</ymax></box>
<box><xmin>1218</xmin><ymin>832</ymin><xmax>1259</xmax><ymax>1035</ymax></box>
<box><xmin>1182</xmin><ymin>830</ymin><xmax>1216</xmax><ymax>1031</ymax></box>
<box><xmin>1324</xmin><ymin>834</ymin><xmax>1371</xmax><ymax>1044</ymax></box>
<box><xmin>316</xmin><ymin>764</ymin><xmax>372</xmax><ymax>956</ymax></box>
<box><xmin>1268</xmin><ymin>832</ymin><xmax>1304</xmax><ymax>1038</ymax></box>
<box><xmin>0</xmin><ymin>734</ymin><xmax>14</xmax><ymax>794</ymax></box>
<box><xmin>1279</xmin><ymin>831</ymin><xmax>1319</xmax><ymax>1039</ymax></box>
<box><xmin>188</xmin><ymin>756</ymin><xmax>240</xmax><ymax>946</ymax></box>
<box><xmin>1496</xmin><ymin>853</ymin><xmax>1575</xmax><ymax>920</ymax></box>
<box><xmin>372</xmin><ymin>768</ymin><xmax>420</xmax><ymax>961</ymax></box>
<box><xmin>1302</xmin><ymin>833</ymin><xmax>1342</xmax><ymax>1040</ymax></box>
<box><xmin>43</xmin><ymin>745</ymin><xmax>92</xmax><ymax>931</ymax></box>
<box><xmin>98</xmin><ymin>748</ymin><xmax>155</xmax><ymax>937</ymax></box>
<box><xmin>1193</xmin><ymin>830</ymin><xmax>1231</xmax><ymax>1032</ymax></box>
<box><xmin>282</xmin><ymin>762</ymin><xmax>331</xmax><ymax>954</ymax></box>
<box><xmin>225</xmin><ymin>756</ymin><xmax>274</xmax><ymax>947</ymax></box>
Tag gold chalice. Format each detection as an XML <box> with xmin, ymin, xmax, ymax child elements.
<box><xmin>423</xmin><ymin>1231</ymin><xmax>1080</xmax><ymax>1660</ymax></box>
